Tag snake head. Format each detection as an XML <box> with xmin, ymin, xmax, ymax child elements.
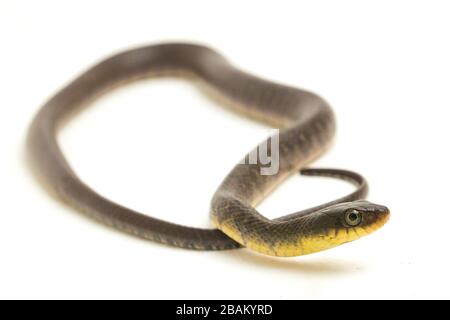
<box><xmin>293</xmin><ymin>200</ymin><xmax>390</xmax><ymax>256</ymax></box>
<box><xmin>315</xmin><ymin>200</ymin><xmax>390</xmax><ymax>241</ymax></box>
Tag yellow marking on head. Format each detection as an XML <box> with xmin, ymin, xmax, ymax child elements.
<box><xmin>271</xmin><ymin>226</ymin><xmax>373</xmax><ymax>257</ymax></box>
<box><xmin>269</xmin><ymin>229</ymin><xmax>339</xmax><ymax>257</ymax></box>
<box><xmin>226</xmin><ymin>226</ymin><xmax>368</xmax><ymax>257</ymax></box>
<box><xmin>347</xmin><ymin>228</ymin><xmax>360</xmax><ymax>241</ymax></box>
<box><xmin>336</xmin><ymin>228</ymin><xmax>349</xmax><ymax>242</ymax></box>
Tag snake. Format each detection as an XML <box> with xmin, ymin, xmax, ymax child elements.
<box><xmin>27</xmin><ymin>43</ymin><xmax>389</xmax><ymax>257</ymax></box>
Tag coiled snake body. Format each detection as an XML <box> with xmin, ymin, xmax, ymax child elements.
<box><xmin>27</xmin><ymin>43</ymin><xmax>389</xmax><ymax>257</ymax></box>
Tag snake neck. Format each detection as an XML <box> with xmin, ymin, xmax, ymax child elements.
<box><xmin>210</xmin><ymin>91</ymin><xmax>336</xmax><ymax>256</ymax></box>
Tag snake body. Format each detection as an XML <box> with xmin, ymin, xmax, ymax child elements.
<box><xmin>27</xmin><ymin>43</ymin><xmax>389</xmax><ymax>257</ymax></box>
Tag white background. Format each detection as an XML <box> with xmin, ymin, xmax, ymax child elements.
<box><xmin>1</xmin><ymin>1</ymin><xmax>449</xmax><ymax>300</ymax></box>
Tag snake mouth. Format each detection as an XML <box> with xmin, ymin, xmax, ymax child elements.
<box><xmin>378</xmin><ymin>206</ymin><xmax>390</xmax><ymax>223</ymax></box>
<box><xmin>379</xmin><ymin>208</ymin><xmax>390</xmax><ymax>227</ymax></box>
<box><xmin>363</xmin><ymin>207</ymin><xmax>390</xmax><ymax>234</ymax></box>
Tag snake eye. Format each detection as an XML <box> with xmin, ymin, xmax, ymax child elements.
<box><xmin>344</xmin><ymin>209</ymin><xmax>362</xmax><ymax>227</ymax></box>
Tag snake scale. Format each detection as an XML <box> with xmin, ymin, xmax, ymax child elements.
<box><xmin>27</xmin><ymin>43</ymin><xmax>389</xmax><ymax>257</ymax></box>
